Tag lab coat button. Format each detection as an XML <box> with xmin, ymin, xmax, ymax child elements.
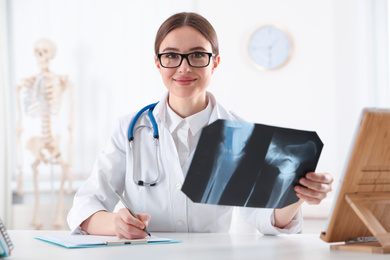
<box><xmin>176</xmin><ymin>183</ymin><xmax>182</xmax><ymax>190</ymax></box>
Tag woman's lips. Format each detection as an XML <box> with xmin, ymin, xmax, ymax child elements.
<box><xmin>174</xmin><ymin>77</ymin><xmax>197</xmax><ymax>86</ymax></box>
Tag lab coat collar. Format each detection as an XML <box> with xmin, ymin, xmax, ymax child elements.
<box><xmin>207</xmin><ymin>92</ymin><xmax>239</xmax><ymax>123</ymax></box>
<box><xmin>153</xmin><ymin>91</ymin><xmax>239</xmax><ymax>127</ymax></box>
<box><xmin>153</xmin><ymin>92</ymin><xmax>168</xmax><ymax>124</ymax></box>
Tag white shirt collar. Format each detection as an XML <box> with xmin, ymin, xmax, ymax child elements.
<box><xmin>166</xmin><ymin>98</ymin><xmax>213</xmax><ymax>136</ymax></box>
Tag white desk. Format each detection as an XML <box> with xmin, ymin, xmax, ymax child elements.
<box><xmin>6</xmin><ymin>230</ymin><xmax>389</xmax><ymax>260</ymax></box>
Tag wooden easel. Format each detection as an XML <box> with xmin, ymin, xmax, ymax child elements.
<box><xmin>329</xmin><ymin>192</ymin><xmax>390</xmax><ymax>254</ymax></box>
<box><xmin>320</xmin><ymin>109</ymin><xmax>390</xmax><ymax>254</ymax></box>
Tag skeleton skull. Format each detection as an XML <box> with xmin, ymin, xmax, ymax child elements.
<box><xmin>34</xmin><ymin>39</ymin><xmax>56</xmax><ymax>71</ymax></box>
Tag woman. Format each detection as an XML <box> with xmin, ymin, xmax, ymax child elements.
<box><xmin>67</xmin><ymin>12</ymin><xmax>333</xmax><ymax>239</ymax></box>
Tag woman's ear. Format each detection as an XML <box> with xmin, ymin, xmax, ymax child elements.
<box><xmin>155</xmin><ymin>56</ymin><xmax>161</xmax><ymax>71</ymax></box>
<box><xmin>211</xmin><ymin>55</ymin><xmax>220</xmax><ymax>74</ymax></box>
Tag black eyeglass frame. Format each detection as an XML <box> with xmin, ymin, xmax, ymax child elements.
<box><xmin>157</xmin><ymin>52</ymin><xmax>215</xmax><ymax>68</ymax></box>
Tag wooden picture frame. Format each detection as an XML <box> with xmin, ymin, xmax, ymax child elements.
<box><xmin>320</xmin><ymin>108</ymin><xmax>390</xmax><ymax>254</ymax></box>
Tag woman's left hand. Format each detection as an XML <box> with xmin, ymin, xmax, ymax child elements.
<box><xmin>295</xmin><ymin>172</ymin><xmax>333</xmax><ymax>205</ymax></box>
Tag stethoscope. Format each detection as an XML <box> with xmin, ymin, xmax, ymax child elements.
<box><xmin>128</xmin><ymin>102</ymin><xmax>160</xmax><ymax>186</ymax></box>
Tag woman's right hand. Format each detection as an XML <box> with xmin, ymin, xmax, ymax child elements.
<box><xmin>113</xmin><ymin>208</ymin><xmax>151</xmax><ymax>239</ymax></box>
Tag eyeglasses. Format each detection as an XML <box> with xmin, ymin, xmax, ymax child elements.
<box><xmin>157</xmin><ymin>52</ymin><xmax>215</xmax><ymax>68</ymax></box>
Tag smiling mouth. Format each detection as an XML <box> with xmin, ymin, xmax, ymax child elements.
<box><xmin>174</xmin><ymin>78</ymin><xmax>197</xmax><ymax>86</ymax></box>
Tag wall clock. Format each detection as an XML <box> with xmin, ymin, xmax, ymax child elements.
<box><xmin>248</xmin><ymin>25</ymin><xmax>293</xmax><ymax>71</ymax></box>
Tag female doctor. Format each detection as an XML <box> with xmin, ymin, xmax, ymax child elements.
<box><xmin>67</xmin><ymin>12</ymin><xmax>333</xmax><ymax>239</ymax></box>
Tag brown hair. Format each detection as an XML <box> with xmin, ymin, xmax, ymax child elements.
<box><xmin>154</xmin><ymin>12</ymin><xmax>219</xmax><ymax>56</ymax></box>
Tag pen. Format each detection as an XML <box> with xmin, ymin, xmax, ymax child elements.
<box><xmin>105</xmin><ymin>239</ymin><xmax>148</xmax><ymax>245</ymax></box>
<box><xmin>108</xmin><ymin>182</ymin><xmax>152</xmax><ymax>237</ymax></box>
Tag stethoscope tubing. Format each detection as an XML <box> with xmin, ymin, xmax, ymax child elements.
<box><xmin>128</xmin><ymin>102</ymin><xmax>159</xmax><ymax>141</ymax></box>
<box><xmin>128</xmin><ymin>102</ymin><xmax>160</xmax><ymax>186</ymax></box>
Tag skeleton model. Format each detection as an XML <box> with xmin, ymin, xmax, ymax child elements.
<box><xmin>15</xmin><ymin>39</ymin><xmax>74</xmax><ymax>229</ymax></box>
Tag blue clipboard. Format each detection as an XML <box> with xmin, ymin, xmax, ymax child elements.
<box><xmin>35</xmin><ymin>234</ymin><xmax>181</xmax><ymax>249</ymax></box>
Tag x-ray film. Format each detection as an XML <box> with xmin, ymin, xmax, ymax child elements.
<box><xmin>181</xmin><ymin>119</ymin><xmax>323</xmax><ymax>208</ymax></box>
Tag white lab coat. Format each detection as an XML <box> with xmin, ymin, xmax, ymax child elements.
<box><xmin>67</xmin><ymin>92</ymin><xmax>302</xmax><ymax>235</ymax></box>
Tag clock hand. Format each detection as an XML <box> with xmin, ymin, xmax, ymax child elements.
<box><xmin>268</xmin><ymin>39</ymin><xmax>279</xmax><ymax>50</ymax></box>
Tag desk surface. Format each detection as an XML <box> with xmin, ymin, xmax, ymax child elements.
<box><xmin>6</xmin><ymin>230</ymin><xmax>390</xmax><ymax>260</ymax></box>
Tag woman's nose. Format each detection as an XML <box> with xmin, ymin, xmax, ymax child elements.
<box><xmin>178</xmin><ymin>57</ymin><xmax>191</xmax><ymax>73</ymax></box>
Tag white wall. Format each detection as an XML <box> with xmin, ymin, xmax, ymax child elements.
<box><xmin>4</xmin><ymin>0</ymin><xmax>389</xmax><ymax>227</ymax></box>
<box><xmin>0</xmin><ymin>0</ymin><xmax>12</xmax><ymax>226</ymax></box>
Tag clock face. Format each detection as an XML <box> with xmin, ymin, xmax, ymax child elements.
<box><xmin>248</xmin><ymin>25</ymin><xmax>292</xmax><ymax>70</ymax></box>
